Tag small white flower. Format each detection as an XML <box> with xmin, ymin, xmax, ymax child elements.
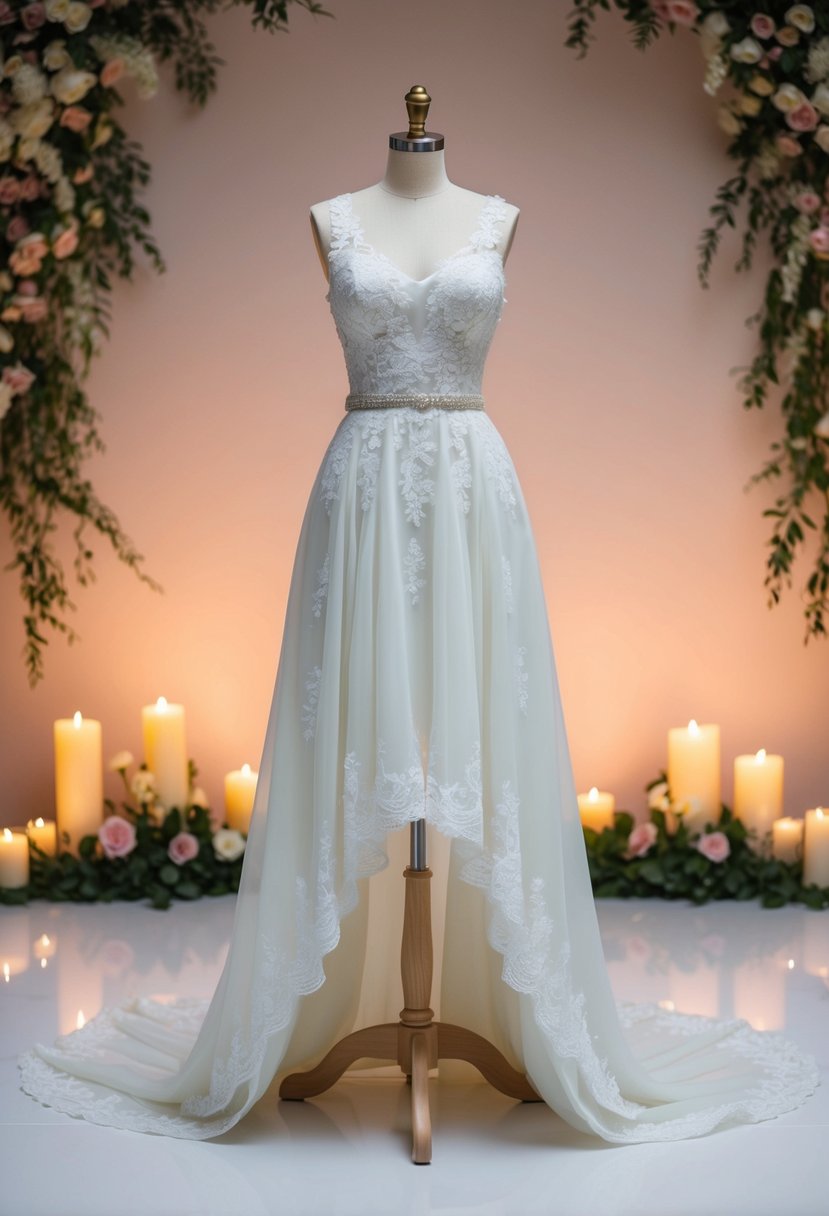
<box><xmin>772</xmin><ymin>83</ymin><xmax>807</xmax><ymax>112</ymax></box>
<box><xmin>806</xmin><ymin>36</ymin><xmax>829</xmax><ymax>84</ymax></box>
<box><xmin>730</xmin><ymin>37</ymin><xmax>763</xmax><ymax>64</ymax></box>
<box><xmin>130</xmin><ymin>767</ymin><xmax>156</xmax><ymax>803</ymax></box>
<box><xmin>10</xmin><ymin>98</ymin><xmax>54</xmax><ymax>139</ymax></box>
<box><xmin>815</xmin><ymin>410</ymin><xmax>829</xmax><ymax>438</ymax></box>
<box><xmin>190</xmin><ymin>786</ymin><xmax>209</xmax><ymax>809</ymax></box>
<box><xmin>814</xmin><ymin>124</ymin><xmax>829</xmax><ymax>153</ymax></box>
<box><xmin>108</xmin><ymin>749</ymin><xmax>134</xmax><ymax>772</ymax></box>
<box><xmin>786</xmin><ymin>5</ymin><xmax>815</xmax><ymax>34</ymax></box>
<box><xmin>807</xmin><ymin>307</ymin><xmax>825</xmax><ymax>330</ymax></box>
<box><xmin>213</xmin><ymin>828</ymin><xmax>246</xmax><ymax>861</ymax></box>
<box><xmin>702</xmin><ymin>11</ymin><xmax>729</xmax><ymax>37</ymax></box>
<box><xmin>647</xmin><ymin>781</ymin><xmax>671</xmax><ymax>812</ymax></box>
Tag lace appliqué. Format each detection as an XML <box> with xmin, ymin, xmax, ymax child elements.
<box><xmin>502</xmin><ymin>555</ymin><xmax>515</xmax><ymax>614</ymax></box>
<box><xmin>311</xmin><ymin>552</ymin><xmax>330</xmax><ymax>619</ymax></box>
<box><xmin>301</xmin><ymin>665</ymin><xmax>322</xmax><ymax>742</ymax></box>
<box><xmin>514</xmin><ymin>645</ymin><xmax>528</xmax><ymax>715</ymax></box>
<box><xmin>403</xmin><ymin>535</ymin><xmax>426</xmax><ymax>606</ymax></box>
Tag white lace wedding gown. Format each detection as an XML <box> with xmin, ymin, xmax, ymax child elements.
<box><xmin>18</xmin><ymin>192</ymin><xmax>820</xmax><ymax>1142</ymax></box>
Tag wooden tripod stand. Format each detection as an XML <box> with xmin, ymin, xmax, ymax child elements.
<box><xmin>280</xmin><ymin>820</ymin><xmax>540</xmax><ymax>1163</ymax></box>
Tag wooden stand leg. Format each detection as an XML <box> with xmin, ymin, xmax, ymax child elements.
<box><xmin>279</xmin><ymin>825</ymin><xmax>540</xmax><ymax>1163</ymax></box>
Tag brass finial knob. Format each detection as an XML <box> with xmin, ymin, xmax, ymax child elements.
<box><xmin>405</xmin><ymin>85</ymin><xmax>431</xmax><ymax>140</ymax></box>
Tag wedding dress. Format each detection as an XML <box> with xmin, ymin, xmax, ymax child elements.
<box><xmin>18</xmin><ymin>192</ymin><xmax>820</xmax><ymax>1142</ymax></box>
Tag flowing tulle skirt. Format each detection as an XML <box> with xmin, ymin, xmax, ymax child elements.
<box><xmin>18</xmin><ymin>406</ymin><xmax>820</xmax><ymax>1140</ymax></box>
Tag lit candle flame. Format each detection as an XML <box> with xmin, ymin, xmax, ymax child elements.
<box><xmin>242</xmin><ymin>763</ymin><xmax>251</xmax><ymax>777</ymax></box>
<box><xmin>76</xmin><ymin>1010</ymin><xmax>86</xmax><ymax>1029</ymax></box>
<box><xmin>687</xmin><ymin>719</ymin><xmax>700</xmax><ymax>736</ymax></box>
<box><xmin>156</xmin><ymin>696</ymin><xmax>169</xmax><ymax>711</ymax></box>
<box><xmin>755</xmin><ymin>749</ymin><xmax>767</xmax><ymax>764</ymax></box>
<box><xmin>817</xmin><ymin>808</ymin><xmax>825</xmax><ymax>820</ymax></box>
<box><xmin>787</xmin><ymin>958</ymin><xmax>795</xmax><ymax>969</ymax></box>
<box><xmin>658</xmin><ymin>999</ymin><xmax>675</xmax><ymax>1011</ymax></box>
<box><xmin>40</xmin><ymin>958</ymin><xmax>47</xmax><ymax>969</ymax></box>
<box><xmin>39</xmin><ymin>935</ymin><xmax>50</xmax><ymax>947</ymax></box>
<box><xmin>3</xmin><ymin>963</ymin><xmax>9</xmax><ymax>983</ymax></box>
<box><xmin>2</xmin><ymin>828</ymin><xmax>12</xmax><ymax>842</ymax></box>
<box><xmin>588</xmin><ymin>786</ymin><xmax>599</xmax><ymax>802</ymax></box>
<box><xmin>73</xmin><ymin>710</ymin><xmax>83</xmax><ymax>727</ymax></box>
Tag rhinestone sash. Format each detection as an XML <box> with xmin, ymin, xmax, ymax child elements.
<box><xmin>345</xmin><ymin>392</ymin><xmax>485</xmax><ymax>412</ymax></box>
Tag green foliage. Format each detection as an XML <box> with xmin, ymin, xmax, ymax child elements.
<box><xmin>565</xmin><ymin>2</ymin><xmax>829</xmax><ymax>642</ymax></box>
<box><xmin>0</xmin><ymin>802</ymin><xmax>245</xmax><ymax>911</ymax></box>
<box><xmin>584</xmin><ymin>777</ymin><xmax>829</xmax><ymax>910</ymax></box>
<box><xmin>0</xmin><ymin>1</ymin><xmax>332</xmax><ymax>687</ymax></box>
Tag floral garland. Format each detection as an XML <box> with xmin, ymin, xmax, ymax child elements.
<box><xmin>0</xmin><ymin>0</ymin><xmax>330</xmax><ymax>687</ymax></box>
<box><xmin>585</xmin><ymin>771</ymin><xmax>829</xmax><ymax>909</ymax></box>
<box><xmin>1</xmin><ymin>750</ymin><xmax>248</xmax><ymax>909</ymax></box>
<box><xmin>567</xmin><ymin>2</ymin><xmax>829</xmax><ymax>642</ymax></box>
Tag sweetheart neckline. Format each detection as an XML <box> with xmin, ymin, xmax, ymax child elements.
<box><xmin>329</xmin><ymin>191</ymin><xmax>506</xmax><ymax>287</ymax></box>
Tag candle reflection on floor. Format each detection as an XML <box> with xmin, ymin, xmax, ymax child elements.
<box><xmin>0</xmin><ymin>907</ymin><xmax>31</xmax><ymax>981</ymax></box>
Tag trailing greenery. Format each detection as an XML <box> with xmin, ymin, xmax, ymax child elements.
<box><xmin>566</xmin><ymin>1</ymin><xmax>829</xmax><ymax>641</ymax></box>
<box><xmin>0</xmin><ymin>0</ymin><xmax>332</xmax><ymax>687</ymax></box>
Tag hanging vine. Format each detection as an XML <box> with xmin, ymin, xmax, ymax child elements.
<box><xmin>567</xmin><ymin>1</ymin><xmax>829</xmax><ymax>641</ymax></box>
<box><xmin>0</xmin><ymin>0</ymin><xmax>331</xmax><ymax>687</ymax></box>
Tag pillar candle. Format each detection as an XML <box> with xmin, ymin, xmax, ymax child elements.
<box><xmin>772</xmin><ymin>817</ymin><xmax>804</xmax><ymax>864</ymax></box>
<box><xmin>141</xmin><ymin>697</ymin><xmax>189</xmax><ymax>812</ymax></box>
<box><xmin>667</xmin><ymin>720</ymin><xmax>721</xmax><ymax>826</ymax></box>
<box><xmin>26</xmin><ymin>817</ymin><xmax>57</xmax><ymax>857</ymax></box>
<box><xmin>803</xmin><ymin>807</ymin><xmax>829</xmax><ymax>888</ymax></box>
<box><xmin>0</xmin><ymin>828</ymin><xmax>29</xmax><ymax>888</ymax></box>
<box><xmin>224</xmin><ymin>763</ymin><xmax>258</xmax><ymax>835</ymax></box>
<box><xmin>54</xmin><ymin>711</ymin><xmax>103</xmax><ymax>855</ymax></box>
<box><xmin>734</xmin><ymin>749</ymin><xmax>784</xmax><ymax>850</ymax></box>
<box><xmin>577</xmin><ymin>787</ymin><xmax>615</xmax><ymax>833</ymax></box>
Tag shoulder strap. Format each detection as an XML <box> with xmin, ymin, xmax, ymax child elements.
<box><xmin>328</xmin><ymin>193</ymin><xmax>362</xmax><ymax>256</ymax></box>
<box><xmin>469</xmin><ymin>195</ymin><xmax>509</xmax><ymax>253</ymax></box>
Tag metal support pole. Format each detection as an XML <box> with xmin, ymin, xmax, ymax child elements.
<box><xmin>410</xmin><ymin>818</ymin><xmax>427</xmax><ymax>871</ymax></box>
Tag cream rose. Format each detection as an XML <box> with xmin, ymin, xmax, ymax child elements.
<box><xmin>815</xmin><ymin>125</ymin><xmax>829</xmax><ymax>153</ymax></box>
<box><xmin>0</xmin><ymin>381</ymin><xmax>13</xmax><ymax>423</ymax></box>
<box><xmin>739</xmin><ymin>93</ymin><xmax>762</xmax><ymax>116</ymax></box>
<box><xmin>772</xmin><ymin>83</ymin><xmax>807</xmax><ymax>111</ymax></box>
<box><xmin>11</xmin><ymin>98</ymin><xmax>54</xmax><ymax>139</ymax></box>
<box><xmin>812</xmin><ymin>84</ymin><xmax>829</xmax><ymax>116</ymax></box>
<box><xmin>786</xmin><ymin>5</ymin><xmax>815</xmax><ymax>33</ymax></box>
<box><xmin>50</xmin><ymin>66</ymin><xmax>96</xmax><ymax>105</ymax></box>
<box><xmin>43</xmin><ymin>41</ymin><xmax>70</xmax><ymax>71</ymax></box>
<box><xmin>717</xmin><ymin>105</ymin><xmax>742</xmax><ymax>136</ymax></box>
<box><xmin>45</xmin><ymin>0</ymin><xmax>71</xmax><ymax>20</ymax></box>
<box><xmin>64</xmin><ymin>2</ymin><xmax>91</xmax><ymax>33</ymax></box>
<box><xmin>0</xmin><ymin>324</ymin><xmax>13</xmax><ymax>353</ymax></box>
<box><xmin>212</xmin><ymin>828</ymin><xmax>246</xmax><ymax>862</ymax></box>
<box><xmin>730</xmin><ymin>36</ymin><xmax>763</xmax><ymax>64</ymax></box>
<box><xmin>702</xmin><ymin>11</ymin><xmax>729</xmax><ymax>37</ymax></box>
<box><xmin>749</xmin><ymin>74</ymin><xmax>775</xmax><ymax>97</ymax></box>
<box><xmin>108</xmin><ymin>749</ymin><xmax>134</xmax><ymax>772</ymax></box>
<box><xmin>776</xmin><ymin>25</ymin><xmax>801</xmax><ymax>47</ymax></box>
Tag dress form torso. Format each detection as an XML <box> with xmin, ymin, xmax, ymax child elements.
<box><xmin>310</xmin><ymin>148</ymin><xmax>520</xmax><ymax>283</ymax></box>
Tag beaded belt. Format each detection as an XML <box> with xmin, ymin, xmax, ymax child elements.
<box><xmin>345</xmin><ymin>392</ymin><xmax>485</xmax><ymax>412</ymax></box>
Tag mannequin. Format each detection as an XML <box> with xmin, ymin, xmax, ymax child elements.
<box><xmin>309</xmin><ymin>98</ymin><xmax>520</xmax><ymax>284</ymax></box>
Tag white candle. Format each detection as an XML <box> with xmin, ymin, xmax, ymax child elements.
<box><xmin>577</xmin><ymin>787</ymin><xmax>615</xmax><ymax>833</ymax></box>
<box><xmin>0</xmin><ymin>828</ymin><xmax>29</xmax><ymax>888</ymax></box>
<box><xmin>803</xmin><ymin>807</ymin><xmax>829</xmax><ymax>888</ymax></box>
<box><xmin>224</xmin><ymin>763</ymin><xmax>258</xmax><ymax>834</ymax></box>
<box><xmin>667</xmin><ymin>720</ymin><xmax>721</xmax><ymax>831</ymax></box>
<box><xmin>1</xmin><ymin>907</ymin><xmax>30</xmax><ymax>980</ymax></box>
<box><xmin>734</xmin><ymin>749</ymin><xmax>784</xmax><ymax>851</ymax></box>
<box><xmin>54</xmin><ymin>711</ymin><xmax>103</xmax><ymax>855</ymax></box>
<box><xmin>26</xmin><ymin>817</ymin><xmax>57</xmax><ymax>857</ymax></box>
<box><xmin>772</xmin><ymin>817</ymin><xmax>803</xmax><ymax>864</ymax></box>
<box><xmin>141</xmin><ymin>697</ymin><xmax>189</xmax><ymax>812</ymax></box>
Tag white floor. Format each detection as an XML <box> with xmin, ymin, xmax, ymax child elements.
<box><xmin>2</xmin><ymin>896</ymin><xmax>827</xmax><ymax>1216</ymax></box>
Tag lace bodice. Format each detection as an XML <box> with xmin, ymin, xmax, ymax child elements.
<box><xmin>325</xmin><ymin>192</ymin><xmax>509</xmax><ymax>396</ymax></box>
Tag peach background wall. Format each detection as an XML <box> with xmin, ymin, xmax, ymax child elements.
<box><xmin>1</xmin><ymin>0</ymin><xmax>827</xmax><ymax>830</ymax></box>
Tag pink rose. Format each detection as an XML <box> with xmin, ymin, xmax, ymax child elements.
<box><xmin>52</xmin><ymin>226</ymin><xmax>79</xmax><ymax>259</ymax></box>
<box><xmin>820</xmin><ymin>205</ymin><xmax>829</xmax><ymax>226</ymax></box>
<box><xmin>100</xmin><ymin>58</ymin><xmax>125</xmax><ymax>88</ymax></box>
<box><xmin>9</xmin><ymin>248</ymin><xmax>44</xmax><ymax>277</ymax></box>
<box><xmin>696</xmin><ymin>831</ymin><xmax>731</xmax><ymax>863</ymax></box>
<box><xmin>6</xmin><ymin>215</ymin><xmax>29</xmax><ymax>243</ymax></box>
<box><xmin>795</xmin><ymin>190</ymin><xmax>822</xmax><ymax>214</ymax></box>
<box><xmin>776</xmin><ymin>133</ymin><xmax>803</xmax><ymax>156</ymax></box>
<box><xmin>0</xmin><ymin>2</ymin><xmax>15</xmax><ymax>25</ymax></box>
<box><xmin>776</xmin><ymin>25</ymin><xmax>800</xmax><ymax>47</ymax></box>
<box><xmin>168</xmin><ymin>831</ymin><xmax>200</xmax><ymax>866</ymax></box>
<box><xmin>60</xmin><ymin>106</ymin><xmax>92</xmax><ymax>134</ymax></box>
<box><xmin>665</xmin><ymin>1</ymin><xmax>699</xmax><ymax>26</ymax></box>
<box><xmin>18</xmin><ymin>176</ymin><xmax>41</xmax><ymax>202</ymax></box>
<box><xmin>767</xmin><ymin>46</ymin><xmax>783</xmax><ymax>60</ymax></box>
<box><xmin>787</xmin><ymin>102</ymin><xmax>819</xmax><ymax>132</ymax></box>
<box><xmin>17</xmin><ymin>279</ymin><xmax>37</xmax><ymax>296</ymax></box>
<box><xmin>651</xmin><ymin>1</ymin><xmax>670</xmax><ymax>19</ymax></box>
<box><xmin>626</xmin><ymin>821</ymin><xmax>658</xmax><ymax>859</ymax></box>
<box><xmin>0</xmin><ymin>177</ymin><xmax>20</xmax><ymax>205</ymax></box>
<box><xmin>98</xmin><ymin>815</ymin><xmax>137</xmax><ymax>860</ymax></box>
<box><xmin>3</xmin><ymin>362</ymin><xmax>35</xmax><ymax>395</ymax></box>
<box><xmin>20</xmin><ymin>3</ymin><xmax>46</xmax><ymax>29</ymax></box>
<box><xmin>809</xmin><ymin>227</ymin><xmax>829</xmax><ymax>256</ymax></box>
<box><xmin>750</xmin><ymin>14</ymin><xmax>776</xmax><ymax>39</ymax></box>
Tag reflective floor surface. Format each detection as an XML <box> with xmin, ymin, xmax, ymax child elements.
<box><xmin>2</xmin><ymin>896</ymin><xmax>827</xmax><ymax>1216</ymax></box>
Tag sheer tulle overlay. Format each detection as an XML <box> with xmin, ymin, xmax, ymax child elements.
<box><xmin>18</xmin><ymin>193</ymin><xmax>819</xmax><ymax>1142</ymax></box>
